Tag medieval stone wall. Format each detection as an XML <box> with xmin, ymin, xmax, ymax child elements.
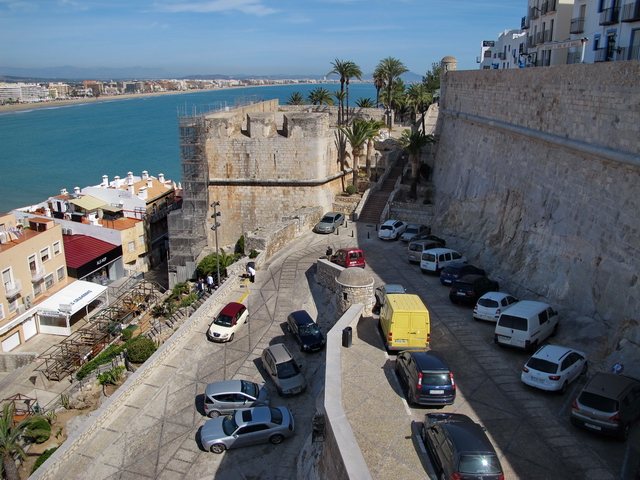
<box><xmin>434</xmin><ymin>60</ymin><xmax>640</xmax><ymax>365</ymax></box>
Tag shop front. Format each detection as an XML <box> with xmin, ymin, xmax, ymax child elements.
<box><xmin>63</xmin><ymin>235</ymin><xmax>124</xmax><ymax>285</ymax></box>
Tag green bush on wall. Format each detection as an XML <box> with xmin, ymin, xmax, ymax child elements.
<box><xmin>25</xmin><ymin>417</ymin><xmax>51</xmax><ymax>444</ymax></box>
<box><xmin>126</xmin><ymin>337</ymin><xmax>158</xmax><ymax>364</ymax></box>
<box><xmin>235</xmin><ymin>235</ymin><xmax>245</xmax><ymax>255</ymax></box>
<box><xmin>346</xmin><ymin>185</ymin><xmax>357</xmax><ymax>195</ymax></box>
<box><xmin>32</xmin><ymin>447</ymin><xmax>59</xmax><ymax>474</ymax></box>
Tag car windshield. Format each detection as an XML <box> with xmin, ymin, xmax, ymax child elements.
<box><xmin>498</xmin><ymin>314</ymin><xmax>527</xmax><ymax>331</ymax></box>
<box><xmin>441</xmin><ymin>267</ymin><xmax>457</xmax><ymax>274</ymax></box>
<box><xmin>478</xmin><ymin>298</ymin><xmax>499</xmax><ymax>308</ymax></box>
<box><xmin>241</xmin><ymin>380</ymin><xmax>258</xmax><ymax>398</ymax></box>
<box><xmin>423</xmin><ymin>253</ymin><xmax>436</xmax><ymax>262</ymax></box>
<box><xmin>320</xmin><ymin>216</ymin><xmax>335</xmax><ymax>223</ymax></box>
<box><xmin>299</xmin><ymin>323</ymin><xmax>319</xmax><ymax>336</ymax></box>
<box><xmin>454</xmin><ymin>282</ymin><xmax>473</xmax><ymax>293</ymax></box>
<box><xmin>422</xmin><ymin>372</ymin><xmax>452</xmax><ymax>386</ymax></box>
<box><xmin>222</xmin><ymin>414</ymin><xmax>239</xmax><ymax>436</ymax></box>
<box><xmin>270</xmin><ymin>407</ymin><xmax>283</xmax><ymax>425</ymax></box>
<box><xmin>276</xmin><ymin>360</ymin><xmax>301</xmax><ymax>379</ymax></box>
<box><xmin>527</xmin><ymin>358</ymin><xmax>558</xmax><ymax>374</ymax></box>
<box><xmin>214</xmin><ymin>313</ymin><xmax>233</xmax><ymax>327</ymax></box>
<box><xmin>579</xmin><ymin>391</ymin><xmax>619</xmax><ymax>413</ymax></box>
<box><xmin>458</xmin><ymin>455</ymin><xmax>502</xmax><ymax>475</ymax></box>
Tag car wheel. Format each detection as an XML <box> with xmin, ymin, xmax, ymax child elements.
<box><xmin>558</xmin><ymin>381</ymin><xmax>568</xmax><ymax>395</ymax></box>
<box><xmin>228</xmin><ymin>333</ymin><xmax>234</xmax><ymax>342</ymax></box>
<box><xmin>551</xmin><ymin>323</ymin><xmax>559</xmax><ymax>337</ymax></box>
<box><xmin>269</xmin><ymin>434</ymin><xmax>284</xmax><ymax>445</ymax></box>
<box><xmin>581</xmin><ymin>361</ymin><xmax>588</xmax><ymax>375</ymax></box>
<box><xmin>619</xmin><ymin>423</ymin><xmax>631</xmax><ymax>442</ymax></box>
<box><xmin>210</xmin><ymin>443</ymin><xmax>226</xmax><ymax>454</ymax></box>
<box><xmin>208</xmin><ymin>410</ymin><xmax>221</xmax><ymax>418</ymax></box>
<box><xmin>287</xmin><ymin>324</ymin><xmax>291</xmax><ymax>333</ymax></box>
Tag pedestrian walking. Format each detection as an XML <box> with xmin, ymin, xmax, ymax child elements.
<box><xmin>206</xmin><ymin>274</ymin><xmax>214</xmax><ymax>293</ymax></box>
<box><xmin>246</xmin><ymin>265</ymin><xmax>256</xmax><ymax>283</ymax></box>
<box><xmin>326</xmin><ymin>245</ymin><xmax>333</xmax><ymax>259</ymax></box>
<box><xmin>197</xmin><ymin>278</ymin><xmax>205</xmax><ymax>298</ymax></box>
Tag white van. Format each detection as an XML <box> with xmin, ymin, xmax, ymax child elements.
<box><xmin>494</xmin><ymin>300</ymin><xmax>559</xmax><ymax>352</ymax></box>
<box><xmin>420</xmin><ymin>248</ymin><xmax>467</xmax><ymax>273</ymax></box>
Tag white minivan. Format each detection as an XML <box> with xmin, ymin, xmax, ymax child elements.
<box><xmin>494</xmin><ymin>300</ymin><xmax>559</xmax><ymax>352</ymax></box>
<box><xmin>420</xmin><ymin>248</ymin><xmax>467</xmax><ymax>273</ymax></box>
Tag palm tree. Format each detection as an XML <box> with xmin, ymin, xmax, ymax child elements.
<box><xmin>340</xmin><ymin>119</ymin><xmax>379</xmax><ymax>188</ymax></box>
<box><xmin>405</xmin><ymin>84</ymin><xmax>433</xmax><ymax>133</ymax></box>
<box><xmin>333</xmin><ymin>90</ymin><xmax>346</xmax><ymax>125</ymax></box>
<box><xmin>380</xmin><ymin>78</ymin><xmax>407</xmax><ymax>123</ymax></box>
<box><xmin>285</xmin><ymin>92</ymin><xmax>307</xmax><ymax>105</ymax></box>
<box><xmin>334</xmin><ymin>130</ymin><xmax>349</xmax><ymax>191</ymax></box>
<box><xmin>308</xmin><ymin>87</ymin><xmax>334</xmax><ymax>106</ymax></box>
<box><xmin>375</xmin><ymin>57</ymin><xmax>408</xmax><ymax>129</ymax></box>
<box><xmin>0</xmin><ymin>404</ymin><xmax>48</xmax><ymax>480</ymax></box>
<box><xmin>364</xmin><ymin>119</ymin><xmax>387</xmax><ymax>179</ymax></box>
<box><xmin>354</xmin><ymin>97</ymin><xmax>375</xmax><ymax>108</ymax></box>
<box><xmin>399</xmin><ymin>129</ymin><xmax>435</xmax><ymax>200</ymax></box>
<box><xmin>373</xmin><ymin>67</ymin><xmax>385</xmax><ymax>108</ymax></box>
<box><xmin>342</xmin><ymin>61</ymin><xmax>362</xmax><ymax>124</ymax></box>
<box><xmin>328</xmin><ymin>58</ymin><xmax>348</xmax><ymax>123</ymax></box>
<box><xmin>327</xmin><ymin>59</ymin><xmax>361</xmax><ymax>125</ymax></box>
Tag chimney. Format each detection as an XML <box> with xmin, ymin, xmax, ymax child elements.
<box><xmin>60</xmin><ymin>188</ymin><xmax>68</xmax><ymax>196</ymax></box>
<box><xmin>158</xmin><ymin>173</ymin><xmax>165</xmax><ymax>183</ymax></box>
<box><xmin>127</xmin><ymin>172</ymin><xmax>134</xmax><ymax>184</ymax></box>
<box><xmin>147</xmin><ymin>178</ymin><xmax>153</xmax><ymax>188</ymax></box>
<box><xmin>102</xmin><ymin>175</ymin><xmax>109</xmax><ymax>187</ymax></box>
<box><xmin>114</xmin><ymin>176</ymin><xmax>121</xmax><ymax>188</ymax></box>
<box><xmin>138</xmin><ymin>187</ymin><xmax>148</xmax><ymax>200</ymax></box>
<box><xmin>142</xmin><ymin>170</ymin><xmax>149</xmax><ymax>180</ymax></box>
<box><xmin>128</xmin><ymin>184</ymin><xmax>135</xmax><ymax>195</ymax></box>
<box><xmin>74</xmin><ymin>186</ymin><xmax>80</xmax><ymax>195</ymax></box>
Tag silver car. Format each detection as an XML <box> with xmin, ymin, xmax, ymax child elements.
<box><xmin>201</xmin><ymin>406</ymin><xmax>295</xmax><ymax>453</ymax></box>
<box><xmin>262</xmin><ymin>343</ymin><xmax>307</xmax><ymax>396</ymax></box>
<box><xmin>313</xmin><ymin>212</ymin><xmax>345</xmax><ymax>233</ymax></box>
<box><xmin>400</xmin><ymin>224</ymin><xmax>429</xmax><ymax>242</ymax></box>
<box><xmin>203</xmin><ymin>380</ymin><xmax>270</xmax><ymax>418</ymax></box>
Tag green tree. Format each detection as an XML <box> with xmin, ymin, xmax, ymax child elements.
<box><xmin>334</xmin><ymin>130</ymin><xmax>349</xmax><ymax>191</ymax></box>
<box><xmin>379</xmin><ymin>78</ymin><xmax>407</xmax><ymax>122</ymax></box>
<box><xmin>399</xmin><ymin>129</ymin><xmax>435</xmax><ymax>200</ymax></box>
<box><xmin>327</xmin><ymin>59</ymin><xmax>361</xmax><ymax>124</ymax></box>
<box><xmin>405</xmin><ymin>83</ymin><xmax>433</xmax><ymax>133</ymax></box>
<box><xmin>340</xmin><ymin>119</ymin><xmax>380</xmax><ymax>188</ymax></box>
<box><xmin>364</xmin><ymin>119</ymin><xmax>387</xmax><ymax>179</ymax></box>
<box><xmin>373</xmin><ymin>66</ymin><xmax>385</xmax><ymax>108</ymax></box>
<box><xmin>0</xmin><ymin>404</ymin><xmax>49</xmax><ymax>480</ymax></box>
<box><xmin>422</xmin><ymin>62</ymin><xmax>441</xmax><ymax>96</ymax></box>
<box><xmin>307</xmin><ymin>87</ymin><xmax>334</xmax><ymax>106</ymax></box>
<box><xmin>375</xmin><ymin>57</ymin><xmax>408</xmax><ymax>129</ymax></box>
<box><xmin>285</xmin><ymin>92</ymin><xmax>307</xmax><ymax>105</ymax></box>
<box><xmin>333</xmin><ymin>90</ymin><xmax>346</xmax><ymax>125</ymax></box>
<box><xmin>196</xmin><ymin>248</ymin><xmax>239</xmax><ymax>281</ymax></box>
<box><xmin>354</xmin><ymin>97</ymin><xmax>375</xmax><ymax>108</ymax></box>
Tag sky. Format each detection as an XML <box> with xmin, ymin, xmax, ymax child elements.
<box><xmin>0</xmin><ymin>0</ymin><xmax>524</xmax><ymax>77</ymax></box>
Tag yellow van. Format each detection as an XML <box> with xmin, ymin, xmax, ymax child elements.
<box><xmin>379</xmin><ymin>294</ymin><xmax>430</xmax><ymax>352</ymax></box>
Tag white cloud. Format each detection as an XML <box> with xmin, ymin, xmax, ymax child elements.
<box><xmin>155</xmin><ymin>0</ymin><xmax>277</xmax><ymax>16</ymax></box>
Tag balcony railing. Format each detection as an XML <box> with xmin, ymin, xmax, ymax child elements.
<box><xmin>567</xmin><ymin>51</ymin><xmax>582</xmax><ymax>64</ymax></box>
<box><xmin>570</xmin><ymin>16</ymin><xmax>585</xmax><ymax>33</ymax></box>
<box><xmin>536</xmin><ymin>31</ymin><xmax>544</xmax><ymax>44</ymax></box>
<box><xmin>521</xmin><ymin>16</ymin><xmax>530</xmax><ymax>29</ymax></box>
<box><xmin>541</xmin><ymin>0</ymin><xmax>557</xmax><ymax>14</ymax></box>
<box><xmin>594</xmin><ymin>47</ymin><xmax>628</xmax><ymax>62</ymax></box>
<box><xmin>631</xmin><ymin>45</ymin><xmax>640</xmax><ymax>60</ymax></box>
<box><xmin>4</xmin><ymin>279</ymin><xmax>22</xmax><ymax>298</ymax></box>
<box><xmin>600</xmin><ymin>6</ymin><xmax>620</xmax><ymax>25</ymax></box>
<box><xmin>30</xmin><ymin>265</ymin><xmax>46</xmax><ymax>282</ymax></box>
<box><xmin>497</xmin><ymin>52</ymin><xmax>506</xmax><ymax>60</ymax></box>
<box><xmin>622</xmin><ymin>0</ymin><xmax>640</xmax><ymax>21</ymax></box>
<box><xmin>528</xmin><ymin>35</ymin><xmax>536</xmax><ymax>48</ymax></box>
<box><xmin>544</xmin><ymin>29</ymin><xmax>553</xmax><ymax>43</ymax></box>
<box><xmin>530</xmin><ymin>6</ymin><xmax>540</xmax><ymax>19</ymax></box>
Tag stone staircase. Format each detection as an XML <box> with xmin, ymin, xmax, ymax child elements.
<box><xmin>357</xmin><ymin>165</ymin><xmax>403</xmax><ymax>224</ymax></box>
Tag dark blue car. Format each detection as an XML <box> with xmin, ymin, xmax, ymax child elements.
<box><xmin>439</xmin><ymin>263</ymin><xmax>485</xmax><ymax>285</ymax></box>
<box><xmin>286</xmin><ymin>310</ymin><xmax>325</xmax><ymax>352</ymax></box>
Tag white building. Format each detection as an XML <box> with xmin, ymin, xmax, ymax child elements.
<box><xmin>0</xmin><ymin>83</ymin><xmax>50</xmax><ymax>103</ymax></box>
<box><xmin>479</xmin><ymin>30</ymin><xmax>529</xmax><ymax>69</ymax></box>
<box><xmin>522</xmin><ymin>0</ymin><xmax>577</xmax><ymax>67</ymax></box>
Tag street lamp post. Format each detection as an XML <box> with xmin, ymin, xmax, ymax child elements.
<box><xmin>210</xmin><ymin>202</ymin><xmax>221</xmax><ymax>286</ymax></box>
<box><xmin>374</xmin><ymin>152</ymin><xmax>379</xmax><ymax>182</ymax></box>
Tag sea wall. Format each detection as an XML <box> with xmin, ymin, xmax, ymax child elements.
<box><xmin>433</xmin><ymin>60</ymin><xmax>640</xmax><ymax>367</ymax></box>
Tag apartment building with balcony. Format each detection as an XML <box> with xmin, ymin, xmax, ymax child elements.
<box><xmin>567</xmin><ymin>0</ymin><xmax>640</xmax><ymax>63</ymax></box>
<box><xmin>521</xmin><ymin>0</ymin><xmax>577</xmax><ymax>66</ymax></box>
<box><xmin>478</xmin><ymin>30</ymin><xmax>529</xmax><ymax>69</ymax></box>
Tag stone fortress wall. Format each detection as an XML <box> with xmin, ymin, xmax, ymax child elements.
<box><xmin>433</xmin><ymin>59</ymin><xmax>640</xmax><ymax>367</ymax></box>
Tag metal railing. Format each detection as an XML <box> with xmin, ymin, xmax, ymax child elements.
<box><xmin>570</xmin><ymin>16</ymin><xmax>585</xmax><ymax>33</ymax></box>
<box><xmin>567</xmin><ymin>51</ymin><xmax>582</xmax><ymax>64</ymax></box>
<box><xmin>3</xmin><ymin>279</ymin><xmax>21</xmax><ymax>298</ymax></box>
<box><xmin>622</xmin><ymin>0</ymin><xmax>640</xmax><ymax>21</ymax></box>
<box><xmin>599</xmin><ymin>6</ymin><xmax>620</xmax><ymax>25</ymax></box>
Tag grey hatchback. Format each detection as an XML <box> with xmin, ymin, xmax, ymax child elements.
<box><xmin>204</xmin><ymin>380</ymin><xmax>270</xmax><ymax>418</ymax></box>
<box><xmin>570</xmin><ymin>372</ymin><xmax>640</xmax><ymax>441</ymax></box>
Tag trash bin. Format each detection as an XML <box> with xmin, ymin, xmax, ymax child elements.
<box><xmin>352</xmin><ymin>212</ymin><xmax>358</xmax><ymax>222</ymax></box>
<box><xmin>342</xmin><ymin>326</ymin><xmax>352</xmax><ymax>348</ymax></box>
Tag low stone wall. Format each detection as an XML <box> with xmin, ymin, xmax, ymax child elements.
<box><xmin>316</xmin><ymin>259</ymin><xmax>343</xmax><ymax>292</ymax></box>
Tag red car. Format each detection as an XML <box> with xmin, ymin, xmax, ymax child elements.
<box><xmin>330</xmin><ymin>248</ymin><xmax>365</xmax><ymax>268</ymax></box>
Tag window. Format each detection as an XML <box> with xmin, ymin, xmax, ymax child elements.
<box><xmin>128</xmin><ymin>241</ymin><xmax>136</xmax><ymax>253</ymax></box>
<box><xmin>56</xmin><ymin>266</ymin><xmax>66</xmax><ymax>282</ymax></box>
<box><xmin>8</xmin><ymin>297</ymin><xmax>18</xmax><ymax>314</ymax></box>
<box><xmin>2</xmin><ymin>268</ymin><xmax>13</xmax><ymax>293</ymax></box>
<box><xmin>539</xmin><ymin>310</ymin><xmax>549</xmax><ymax>324</ymax></box>
<box><xmin>594</xmin><ymin>34</ymin><xmax>601</xmax><ymax>50</ymax></box>
<box><xmin>53</xmin><ymin>241</ymin><xmax>61</xmax><ymax>255</ymax></box>
<box><xmin>44</xmin><ymin>274</ymin><xmax>55</xmax><ymax>289</ymax></box>
<box><xmin>0</xmin><ymin>304</ymin><xmax>4</xmax><ymax>320</ymax></box>
<box><xmin>28</xmin><ymin>254</ymin><xmax>37</xmax><ymax>272</ymax></box>
<box><xmin>40</xmin><ymin>247</ymin><xmax>50</xmax><ymax>263</ymax></box>
<box><xmin>33</xmin><ymin>280</ymin><xmax>43</xmax><ymax>297</ymax></box>
<box><xmin>138</xmin><ymin>235</ymin><xmax>145</xmax><ymax>246</ymax></box>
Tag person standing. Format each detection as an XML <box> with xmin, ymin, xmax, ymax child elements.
<box><xmin>197</xmin><ymin>278</ymin><xmax>205</xmax><ymax>298</ymax></box>
<box><xmin>246</xmin><ymin>264</ymin><xmax>256</xmax><ymax>283</ymax></box>
<box><xmin>206</xmin><ymin>274</ymin><xmax>214</xmax><ymax>293</ymax></box>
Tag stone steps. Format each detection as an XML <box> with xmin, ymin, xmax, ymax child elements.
<box><xmin>357</xmin><ymin>166</ymin><xmax>403</xmax><ymax>223</ymax></box>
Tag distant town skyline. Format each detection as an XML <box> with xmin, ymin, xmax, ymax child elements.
<box><xmin>1</xmin><ymin>1</ymin><xmax>523</xmax><ymax>77</ymax></box>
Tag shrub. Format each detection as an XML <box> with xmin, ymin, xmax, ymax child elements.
<box><xmin>235</xmin><ymin>235</ymin><xmax>245</xmax><ymax>255</ymax></box>
<box><xmin>121</xmin><ymin>328</ymin><xmax>133</xmax><ymax>342</ymax></box>
<box><xmin>249</xmin><ymin>249</ymin><xmax>259</xmax><ymax>259</ymax></box>
<box><xmin>31</xmin><ymin>447</ymin><xmax>59</xmax><ymax>474</ymax></box>
<box><xmin>97</xmin><ymin>366</ymin><xmax>125</xmax><ymax>386</ymax></box>
<box><xmin>45</xmin><ymin>410</ymin><xmax>57</xmax><ymax>425</ymax></box>
<box><xmin>346</xmin><ymin>185</ymin><xmax>357</xmax><ymax>195</ymax></box>
<box><xmin>126</xmin><ymin>337</ymin><xmax>158</xmax><ymax>364</ymax></box>
<box><xmin>25</xmin><ymin>417</ymin><xmax>51</xmax><ymax>444</ymax></box>
<box><xmin>180</xmin><ymin>294</ymin><xmax>197</xmax><ymax>308</ymax></box>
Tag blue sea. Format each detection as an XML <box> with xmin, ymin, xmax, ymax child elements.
<box><xmin>0</xmin><ymin>83</ymin><xmax>377</xmax><ymax>214</ymax></box>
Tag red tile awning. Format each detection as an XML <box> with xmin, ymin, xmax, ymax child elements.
<box><xmin>63</xmin><ymin>235</ymin><xmax>122</xmax><ymax>278</ymax></box>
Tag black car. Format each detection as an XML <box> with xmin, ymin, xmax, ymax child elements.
<box><xmin>286</xmin><ymin>310</ymin><xmax>325</xmax><ymax>352</ymax></box>
<box><xmin>449</xmin><ymin>274</ymin><xmax>499</xmax><ymax>305</ymax></box>
<box><xmin>411</xmin><ymin>233</ymin><xmax>446</xmax><ymax>246</ymax></box>
<box><xmin>395</xmin><ymin>350</ymin><xmax>455</xmax><ymax>406</ymax></box>
<box><xmin>440</xmin><ymin>263</ymin><xmax>486</xmax><ymax>285</ymax></box>
<box><xmin>421</xmin><ymin>413</ymin><xmax>504</xmax><ymax>480</ymax></box>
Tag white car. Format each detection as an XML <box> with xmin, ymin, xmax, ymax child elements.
<box><xmin>207</xmin><ymin>302</ymin><xmax>249</xmax><ymax>342</ymax></box>
<box><xmin>521</xmin><ymin>345</ymin><xmax>587</xmax><ymax>394</ymax></box>
<box><xmin>378</xmin><ymin>220</ymin><xmax>407</xmax><ymax>240</ymax></box>
<box><xmin>473</xmin><ymin>292</ymin><xmax>519</xmax><ymax>322</ymax></box>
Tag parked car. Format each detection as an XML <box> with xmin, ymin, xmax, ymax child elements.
<box><xmin>203</xmin><ymin>380</ymin><xmax>270</xmax><ymax>418</ymax></box>
<box><xmin>420</xmin><ymin>248</ymin><xmax>467</xmax><ymax>273</ymax></box>
<box><xmin>421</xmin><ymin>413</ymin><xmax>504</xmax><ymax>480</ymax></box>
<box><xmin>373</xmin><ymin>284</ymin><xmax>406</xmax><ymax>314</ymax></box>
<box><xmin>440</xmin><ymin>263</ymin><xmax>486</xmax><ymax>285</ymax></box>
<box><xmin>261</xmin><ymin>343</ymin><xmax>307</xmax><ymax>396</ymax></box>
<box><xmin>473</xmin><ymin>292</ymin><xmax>519</xmax><ymax>322</ymax></box>
<box><xmin>378</xmin><ymin>219</ymin><xmax>407</xmax><ymax>240</ymax></box>
<box><xmin>449</xmin><ymin>274</ymin><xmax>499</xmax><ymax>305</ymax></box>
<box><xmin>494</xmin><ymin>301</ymin><xmax>559</xmax><ymax>352</ymax></box>
<box><xmin>395</xmin><ymin>350</ymin><xmax>455</xmax><ymax>406</ymax></box>
<box><xmin>411</xmin><ymin>233</ymin><xmax>446</xmax><ymax>246</ymax></box>
<box><xmin>407</xmin><ymin>239</ymin><xmax>445</xmax><ymax>263</ymax></box>
<box><xmin>571</xmin><ymin>372</ymin><xmax>640</xmax><ymax>441</ymax></box>
<box><xmin>313</xmin><ymin>212</ymin><xmax>345</xmax><ymax>234</ymax></box>
<box><xmin>207</xmin><ymin>302</ymin><xmax>249</xmax><ymax>342</ymax></box>
<box><xmin>400</xmin><ymin>224</ymin><xmax>430</xmax><ymax>242</ymax></box>
<box><xmin>330</xmin><ymin>248</ymin><xmax>365</xmax><ymax>268</ymax></box>
<box><xmin>201</xmin><ymin>406</ymin><xmax>295</xmax><ymax>453</ymax></box>
<box><xmin>521</xmin><ymin>345</ymin><xmax>587</xmax><ymax>394</ymax></box>
<box><xmin>286</xmin><ymin>310</ymin><xmax>325</xmax><ymax>352</ymax></box>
